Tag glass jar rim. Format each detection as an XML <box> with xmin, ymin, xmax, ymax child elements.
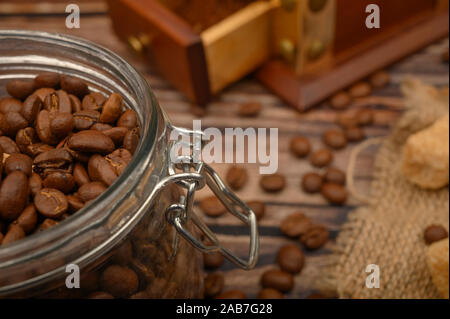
<box><xmin>0</xmin><ymin>30</ymin><xmax>160</xmax><ymax>279</ymax></box>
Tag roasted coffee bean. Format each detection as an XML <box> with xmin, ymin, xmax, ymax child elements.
<box><xmin>111</xmin><ymin>241</ymin><xmax>133</xmax><ymax>266</ymax></box>
<box><xmin>82</xmin><ymin>92</ymin><xmax>106</xmax><ymax>111</ymax></box>
<box><xmin>123</xmin><ymin>128</ymin><xmax>140</xmax><ymax>154</ymax></box>
<box><xmin>35</xmin><ymin>218</ymin><xmax>59</xmax><ymax>232</ymax></box>
<box><xmin>91</xmin><ymin>123</ymin><xmax>113</xmax><ymax>131</ymax></box>
<box><xmin>88</xmin><ymin>292</ymin><xmax>114</xmax><ymax>299</ymax></box>
<box><xmin>215</xmin><ymin>290</ymin><xmax>246</xmax><ymax>299</ymax></box>
<box><xmin>100</xmin><ymin>93</ymin><xmax>123</xmax><ymax>124</ymax></box>
<box><xmin>7</xmin><ymin>79</ymin><xmax>35</xmax><ymax>100</ymax></box>
<box><xmin>43</xmin><ymin>172</ymin><xmax>76</xmax><ymax>194</ymax></box>
<box><xmin>0</xmin><ymin>97</ymin><xmax>22</xmax><ymax>114</ymax></box>
<box><xmin>60</xmin><ymin>75</ymin><xmax>89</xmax><ymax>98</ymax></box>
<box><xmin>0</xmin><ymin>136</ymin><xmax>20</xmax><ymax>153</ymax></box>
<box><xmin>370</xmin><ymin>70</ymin><xmax>390</xmax><ymax>88</ymax></box>
<box><xmin>88</xmin><ymin>154</ymin><xmax>118</xmax><ymax>186</ymax></box>
<box><xmin>20</xmin><ymin>94</ymin><xmax>42</xmax><ymax>123</ymax></box>
<box><xmin>277</xmin><ymin>244</ymin><xmax>304</xmax><ymax>274</ymax></box>
<box><xmin>200</xmin><ymin>196</ymin><xmax>226</xmax><ymax>217</ymax></box>
<box><xmin>4</xmin><ymin>153</ymin><xmax>33</xmax><ymax>176</ymax></box>
<box><xmin>69</xmin><ymin>94</ymin><xmax>82</xmax><ymax>113</ymax></box>
<box><xmin>261</xmin><ymin>269</ymin><xmax>294</xmax><ymax>293</ymax></box>
<box><xmin>321</xmin><ymin>183</ymin><xmax>347</xmax><ymax>205</ymax></box>
<box><xmin>204</xmin><ymin>272</ymin><xmax>224</xmax><ymax>298</ymax></box>
<box><xmin>43</xmin><ymin>90</ymin><xmax>72</xmax><ymax>113</ymax></box>
<box><xmin>68</xmin><ymin>130</ymin><xmax>115</xmax><ymax>155</ymax></box>
<box><xmin>117</xmin><ymin>110</ymin><xmax>138</xmax><ymax>129</ymax></box>
<box><xmin>73</xmin><ymin>162</ymin><xmax>91</xmax><ymax>187</ymax></box>
<box><xmin>357</xmin><ymin>109</ymin><xmax>374</xmax><ymax>126</ymax></box>
<box><xmin>345</xmin><ymin>126</ymin><xmax>365</xmax><ymax>142</ymax></box>
<box><xmin>324</xmin><ymin>167</ymin><xmax>346</xmax><ymax>185</ymax></box>
<box><xmin>103</xmin><ymin>127</ymin><xmax>128</xmax><ymax>147</ymax></box>
<box><xmin>100</xmin><ymin>265</ymin><xmax>139</xmax><ymax>297</ymax></box>
<box><xmin>34</xmin><ymin>72</ymin><xmax>61</xmax><ymax>89</ymax></box>
<box><xmin>80</xmin><ymin>271</ymin><xmax>100</xmax><ymax>292</ymax></box>
<box><xmin>105</xmin><ymin>148</ymin><xmax>132</xmax><ymax>176</ymax></box>
<box><xmin>1</xmin><ymin>224</ymin><xmax>25</xmax><ymax>245</ymax></box>
<box><xmin>238</xmin><ymin>102</ymin><xmax>261</xmax><ymax>117</ymax></box>
<box><xmin>323</xmin><ymin>129</ymin><xmax>347</xmax><ymax>150</ymax></box>
<box><xmin>290</xmin><ymin>136</ymin><xmax>311</xmax><ymax>158</ymax></box>
<box><xmin>424</xmin><ymin>225</ymin><xmax>449</xmax><ymax>245</ymax></box>
<box><xmin>330</xmin><ymin>91</ymin><xmax>352</xmax><ymax>110</ymax></box>
<box><xmin>280</xmin><ymin>212</ymin><xmax>312</xmax><ymax>238</ymax></box>
<box><xmin>260</xmin><ymin>174</ymin><xmax>286</xmax><ymax>193</ymax></box>
<box><xmin>26</xmin><ymin>143</ymin><xmax>54</xmax><ymax>158</ymax></box>
<box><xmin>36</xmin><ymin>110</ymin><xmax>59</xmax><ymax>145</ymax></box>
<box><xmin>203</xmin><ymin>251</ymin><xmax>224</xmax><ymax>269</ymax></box>
<box><xmin>77</xmin><ymin>182</ymin><xmax>107</xmax><ymax>202</ymax></box>
<box><xmin>257</xmin><ymin>288</ymin><xmax>284</xmax><ymax>299</ymax></box>
<box><xmin>300</xmin><ymin>224</ymin><xmax>329</xmax><ymax>250</ymax></box>
<box><xmin>12</xmin><ymin>204</ymin><xmax>37</xmax><ymax>233</ymax></box>
<box><xmin>310</xmin><ymin>149</ymin><xmax>333</xmax><ymax>168</ymax></box>
<box><xmin>34</xmin><ymin>188</ymin><xmax>69</xmax><ymax>218</ymax></box>
<box><xmin>33</xmin><ymin>148</ymin><xmax>73</xmax><ymax>175</ymax></box>
<box><xmin>29</xmin><ymin>173</ymin><xmax>43</xmax><ymax>196</ymax></box>
<box><xmin>301</xmin><ymin>172</ymin><xmax>323</xmax><ymax>194</ymax></box>
<box><xmin>50</xmin><ymin>112</ymin><xmax>74</xmax><ymax>138</ymax></box>
<box><xmin>0</xmin><ymin>111</ymin><xmax>28</xmax><ymax>137</ymax></box>
<box><xmin>16</xmin><ymin>127</ymin><xmax>38</xmax><ymax>153</ymax></box>
<box><xmin>226</xmin><ymin>166</ymin><xmax>248</xmax><ymax>190</ymax></box>
<box><xmin>247</xmin><ymin>200</ymin><xmax>265</xmax><ymax>220</ymax></box>
<box><xmin>73</xmin><ymin>110</ymin><xmax>100</xmax><ymax>131</ymax></box>
<box><xmin>337</xmin><ymin>112</ymin><xmax>359</xmax><ymax>129</ymax></box>
<box><xmin>0</xmin><ymin>171</ymin><xmax>29</xmax><ymax>221</ymax></box>
<box><xmin>67</xmin><ymin>195</ymin><xmax>85</xmax><ymax>213</ymax></box>
<box><xmin>349</xmin><ymin>82</ymin><xmax>372</xmax><ymax>98</ymax></box>
<box><xmin>32</xmin><ymin>87</ymin><xmax>55</xmax><ymax>102</ymax></box>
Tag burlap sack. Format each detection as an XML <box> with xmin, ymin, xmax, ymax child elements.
<box><xmin>330</xmin><ymin>79</ymin><xmax>449</xmax><ymax>299</ymax></box>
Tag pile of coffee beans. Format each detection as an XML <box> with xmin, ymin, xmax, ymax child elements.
<box><xmin>0</xmin><ymin>73</ymin><xmax>140</xmax><ymax>246</ymax></box>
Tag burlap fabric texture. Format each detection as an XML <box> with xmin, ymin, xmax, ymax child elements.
<box><xmin>331</xmin><ymin>79</ymin><xmax>449</xmax><ymax>299</ymax></box>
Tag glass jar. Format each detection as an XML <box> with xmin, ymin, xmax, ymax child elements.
<box><xmin>0</xmin><ymin>30</ymin><xmax>258</xmax><ymax>299</ymax></box>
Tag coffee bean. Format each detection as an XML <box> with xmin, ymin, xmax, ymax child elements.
<box><xmin>20</xmin><ymin>94</ymin><xmax>42</xmax><ymax>123</ymax></box>
<box><xmin>34</xmin><ymin>72</ymin><xmax>61</xmax><ymax>89</ymax></box>
<box><xmin>290</xmin><ymin>136</ymin><xmax>311</xmax><ymax>158</ymax></box>
<box><xmin>1</xmin><ymin>224</ymin><xmax>25</xmax><ymax>245</ymax></box>
<box><xmin>349</xmin><ymin>82</ymin><xmax>372</xmax><ymax>98</ymax></box>
<box><xmin>43</xmin><ymin>172</ymin><xmax>76</xmax><ymax>194</ymax></box>
<box><xmin>60</xmin><ymin>75</ymin><xmax>89</xmax><ymax>98</ymax></box>
<box><xmin>321</xmin><ymin>183</ymin><xmax>347</xmax><ymax>205</ymax></box>
<box><xmin>77</xmin><ymin>182</ymin><xmax>107</xmax><ymax>202</ymax></box>
<box><xmin>73</xmin><ymin>162</ymin><xmax>91</xmax><ymax>187</ymax></box>
<box><xmin>68</xmin><ymin>130</ymin><xmax>115</xmax><ymax>154</ymax></box>
<box><xmin>32</xmin><ymin>88</ymin><xmax>55</xmax><ymax>102</ymax></box>
<box><xmin>337</xmin><ymin>112</ymin><xmax>359</xmax><ymax>129</ymax></box>
<box><xmin>310</xmin><ymin>149</ymin><xmax>333</xmax><ymax>168</ymax></box>
<box><xmin>0</xmin><ymin>97</ymin><xmax>22</xmax><ymax>114</ymax></box>
<box><xmin>0</xmin><ymin>171</ymin><xmax>29</xmax><ymax>220</ymax></box>
<box><xmin>7</xmin><ymin>79</ymin><xmax>35</xmax><ymax>100</ymax></box>
<box><xmin>424</xmin><ymin>225</ymin><xmax>448</xmax><ymax>245</ymax></box>
<box><xmin>0</xmin><ymin>136</ymin><xmax>20</xmax><ymax>154</ymax></box>
<box><xmin>102</xmin><ymin>127</ymin><xmax>128</xmax><ymax>147</ymax></box>
<box><xmin>91</xmin><ymin>123</ymin><xmax>113</xmax><ymax>131</ymax></box>
<box><xmin>4</xmin><ymin>153</ymin><xmax>33</xmax><ymax>176</ymax></box>
<box><xmin>247</xmin><ymin>200</ymin><xmax>265</xmax><ymax>220</ymax></box>
<box><xmin>123</xmin><ymin>128</ymin><xmax>140</xmax><ymax>154</ymax></box>
<box><xmin>12</xmin><ymin>204</ymin><xmax>37</xmax><ymax>233</ymax></box>
<box><xmin>34</xmin><ymin>188</ymin><xmax>69</xmax><ymax>218</ymax></box>
<box><xmin>238</xmin><ymin>102</ymin><xmax>261</xmax><ymax>117</ymax></box>
<box><xmin>0</xmin><ymin>111</ymin><xmax>28</xmax><ymax>137</ymax></box>
<box><xmin>260</xmin><ymin>174</ymin><xmax>286</xmax><ymax>193</ymax></box>
<box><xmin>300</xmin><ymin>224</ymin><xmax>329</xmax><ymax>249</ymax></box>
<box><xmin>26</xmin><ymin>143</ymin><xmax>54</xmax><ymax>158</ymax></box>
<box><xmin>69</xmin><ymin>94</ymin><xmax>82</xmax><ymax>113</ymax></box>
<box><xmin>369</xmin><ymin>70</ymin><xmax>390</xmax><ymax>88</ymax></box>
<box><xmin>257</xmin><ymin>288</ymin><xmax>284</xmax><ymax>299</ymax></box>
<box><xmin>73</xmin><ymin>110</ymin><xmax>100</xmax><ymax>131</ymax></box>
<box><xmin>100</xmin><ymin>93</ymin><xmax>123</xmax><ymax>124</ymax></box>
<box><xmin>357</xmin><ymin>109</ymin><xmax>374</xmax><ymax>126</ymax></box>
<box><xmin>35</xmin><ymin>218</ymin><xmax>59</xmax><ymax>232</ymax></box>
<box><xmin>36</xmin><ymin>110</ymin><xmax>59</xmax><ymax>145</ymax></box>
<box><xmin>302</xmin><ymin>172</ymin><xmax>323</xmax><ymax>194</ymax></box>
<box><xmin>29</xmin><ymin>173</ymin><xmax>43</xmax><ymax>196</ymax></box>
<box><xmin>117</xmin><ymin>110</ymin><xmax>138</xmax><ymax>129</ymax></box>
<box><xmin>261</xmin><ymin>269</ymin><xmax>294</xmax><ymax>293</ymax></box>
<box><xmin>345</xmin><ymin>126</ymin><xmax>365</xmax><ymax>142</ymax></box>
<box><xmin>277</xmin><ymin>244</ymin><xmax>304</xmax><ymax>274</ymax></box>
<box><xmin>67</xmin><ymin>194</ymin><xmax>85</xmax><ymax>213</ymax></box>
<box><xmin>323</xmin><ymin>129</ymin><xmax>347</xmax><ymax>150</ymax></box>
<box><xmin>105</xmin><ymin>148</ymin><xmax>132</xmax><ymax>176</ymax></box>
<box><xmin>323</xmin><ymin>167</ymin><xmax>346</xmax><ymax>185</ymax></box>
<box><xmin>226</xmin><ymin>166</ymin><xmax>248</xmax><ymax>190</ymax></box>
<box><xmin>100</xmin><ymin>265</ymin><xmax>139</xmax><ymax>297</ymax></box>
<box><xmin>16</xmin><ymin>127</ymin><xmax>38</xmax><ymax>153</ymax></box>
<box><xmin>203</xmin><ymin>252</ymin><xmax>224</xmax><ymax>269</ymax></box>
<box><xmin>43</xmin><ymin>90</ymin><xmax>72</xmax><ymax>113</ymax></box>
<box><xmin>330</xmin><ymin>91</ymin><xmax>352</xmax><ymax>110</ymax></box>
<box><xmin>88</xmin><ymin>154</ymin><xmax>118</xmax><ymax>186</ymax></box>
<box><xmin>82</xmin><ymin>92</ymin><xmax>106</xmax><ymax>111</ymax></box>
<box><xmin>204</xmin><ymin>272</ymin><xmax>224</xmax><ymax>298</ymax></box>
<box><xmin>280</xmin><ymin>212</ymin><xmax>312</xmax><ymax>238</ymax></box>
<box><xmin>215</xmin><ymin>290</ymin><xmax>246</xmax><ymax>299</ymax></box>
<box><xmin>50</xmin><ymin>112</ymin><xmax>74</xmax><ymax>138</ymax></box>
<box><xmin>200</xmin><ymin>196</ymin><xmax>226</xmax><ymax>217</ymax></box>
<box><xmin>33</xmin><ymin>148</ymin><xmax>73</xmax><ymax>176</ymax></box>
<box><xmin>88</xmin><ymin>292</ymin><xmax>114</xmax><ymax>299</ymax></box>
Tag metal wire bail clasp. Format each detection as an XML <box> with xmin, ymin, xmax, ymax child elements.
<box><xmin>164</xmin><ymin>126</ymin><xmax>259</xmax><ymax>270</ymax></box>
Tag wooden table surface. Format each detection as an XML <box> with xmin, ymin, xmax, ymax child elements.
<box><xmin>1</xmin><ymin>1</ymin><xmax>449</xmax><ymax>299</ymax></box>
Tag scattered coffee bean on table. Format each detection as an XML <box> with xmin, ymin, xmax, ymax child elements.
<box><xmin>345</xmin><ymin>126</ymin><xmax>365</xmax><ymax>142</ymax></box>
<box><xmin>204</xmin><ymin>272</ymin><xmax>224</xmax><ymax>298</ymax></box>
<box><xmin>301</xmin><ymin>172</ymin><xmax>323</xmax><ymax>194</ymax></box>
<box><xmin>323</xmin><ymin>167</ymin><xmax>346</xmax><ymax>185</ymax></box>
<box><xmin>277</xmin><ymin>244</ymin><xmax>304</xmax><ymax>274</ymax></box>
<box><xmin>357</xmin><ymin>109</ymin><xmax>374</xmax><ymax>126</ymax></box>
<box><xmin>349</xmin><ymin>82</ymin><xmax>372</xmax><ymax>98</ymax></box>
<box><xmin>238</xmin><ymin>102</ymin><xmax>261</xmax><ymax>117</ymax></box>
<box><xmin>370</xmin><ymin>70</ymin><xmax>391</xmax><ymax>88</ymax></box>
<box><xmin>247</xmin><ymin>200</ymin><xmax>265</xmax><ymax>220</ymax></box>
<box><xmin>261</xmin><ymin>269</ymin><xmax>294</xmax><ymax>293</ymax></box>
<box><xmin>300</xmin><ymin>224</ymin><xmax>329</xmax><ymax>250</ymax></box>
<box><xmin>215</xmin><ymin>290</ymin><xmax>246</xmax><ymax>299</ymax></box>
<box><xmin>257</xmin><ymin>288</ymin><xmax>284</xmax><ymax>299</ymax></box>
<box><xmin>225</xmin><ymin>165</ymin><xmax>248</xmax><ymax>190</ymax></box>
<box><xmin>290</xmin><ymin>136</ymin><xmax>311</xmax><ymax>158</ymax></box>
<box><xmin>260</xmin><ymin>173</ymin><xmax>286</xmax><ymax>193</ymax></box>
<box><xmin>323</xmin><ymin>129</ymin><xmax>348</xmax><ymax>150</ymax></box>
<box><xmin>329</xmin><ymin>91</ymin><xmax>352</xmax><ymax>110</ymax></box>
<box><xmin>321</xmin><ymin>183</ymin><xmax>348</xmax><ymax>205</ymax></box>
<box><xmin>200</xmin><ymin>196</ymin><xmax>227</xmax><ymax>217</ymax></box>
<box><xmin>337</xmin><ymin>112</ymin><xmax>360</xmax><ymax>129</ymax></box>
<box><xmin>203</xmin><ymin>251</ymin><xmax>224</xmax><ymax>270</ymax></box>
<box><xmin>424</xmin><ymin>225</ymin><xmax>449</xmax><ymax>245</ymax></box>
<box><xmin>99</xmin><ymin>265</ymin><xmax>139</xmax><ymax>298</ymax></box>
<box><xmin>280</xmin><ymin>212</ymin><xmax>312</xmax><ymax>238</ymax></box>
<box><xmin>310</xmin><ymin>149</ymin><xmax>334</xmax><ymax>168</ymax></box>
